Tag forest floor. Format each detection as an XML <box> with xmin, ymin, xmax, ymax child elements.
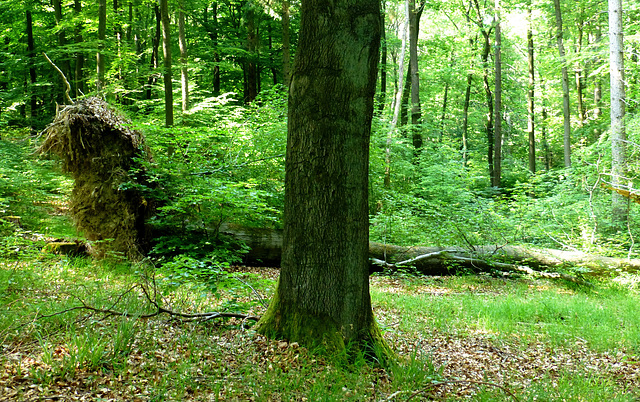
<box><xmin>1</xmin><ymin>260</ymin><xmax>639</xmax><ymax>401</ymax></box>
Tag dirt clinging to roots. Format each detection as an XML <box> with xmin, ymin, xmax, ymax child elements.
<box><xmin>38</xmin><ymin>97</ymin><xmax>155</xmax><ymax>259</ymax></box>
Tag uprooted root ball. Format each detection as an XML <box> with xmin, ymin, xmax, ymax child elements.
<box><xmin>39</xmin><ymin>97</ymin><xmax>155</xmax><ymax>259</ymax></box>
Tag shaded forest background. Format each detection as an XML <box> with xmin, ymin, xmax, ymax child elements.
<box><xmin>2</xmin><ymin>0</ymin><xmax>640</xmax><ymax>265</ymax></box>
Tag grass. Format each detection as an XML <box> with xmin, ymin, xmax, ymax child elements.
<box><xmin>2</xmin><ymin>131</ymin><xmax>640</xmax><ymax>400</ymax></box>
<box><xmin>1</xmin><ymin>256</ymin><xmax>639</xmax><ymax>401</ymax></box>
<box><xmin>371</xmin><ymin>275</ymin><xmax>640</xmax><ymax>352</ymax></box>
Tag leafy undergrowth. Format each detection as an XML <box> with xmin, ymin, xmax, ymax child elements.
<box><xmin>1</xmin><ymin>260</ymin><xmax>640</xmax><ymax>401</ymax></box>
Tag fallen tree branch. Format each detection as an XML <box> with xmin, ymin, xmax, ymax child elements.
<box><xmin>30</xmin><ymin>281</ymin><xmax>259</xmax><ymax>328</ymax></box>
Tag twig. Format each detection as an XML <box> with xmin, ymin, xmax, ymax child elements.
<box><xmin>233</xmin><ymin>275</ymin><xmax>268</xmax><ymax>308</ymax></box>
<box><xmin>43</xmin><ymin>52</ymin><xmax>73</xmax><ymax>105</ymax></box>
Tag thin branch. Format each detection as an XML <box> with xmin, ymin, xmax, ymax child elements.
<box><xmin>43</xmin><ymin>52</ymin><xmax>73</xmax><ymax>105</ymax></box>
<box><xmin>233</xmin><ymin>275</ymin><xmax>268</xmax><ymax>308</ymax></box>
<box><xmin>371</xmin><ymin>250</ymin><xmax>458</xmax><ymax>269</ymax></box>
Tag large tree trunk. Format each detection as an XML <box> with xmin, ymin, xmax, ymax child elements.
<box><xmin>553</xmin><ymin>0</ymin><xmax>571</xmax><ymax>168</ymax></box>
<box><xmin>254</xmin><ymin>0</ymin><xmax>386</xmax><ymax>360</ymax></box>
<box><xmin>609</xmin><ymin>0</ymin><xmax>628</xmax><ymax>230</ymax></box>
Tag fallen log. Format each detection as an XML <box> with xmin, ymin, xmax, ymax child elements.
<box><xmin>218</xmin><ymin>224</ymin><xmax>640</xmax><ymax>281</ymax></box>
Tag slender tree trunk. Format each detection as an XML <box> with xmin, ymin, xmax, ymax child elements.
<box><xmin>481</xmin><ymin>30</ymin><xmax>494</xmax><ymax>185</ymax></box>
<box><xmin>462</xmin><ymin>71</ymin><xmax>472</xmax><ymax>166</ymax></box>
<box><xmin>113</xmin><ymin>0</ymin><xmax>123</xmax><ymax>84</ymax></box>
<box><xmin>386</xmin><ymin>0</ymin><xmax>409</xmax><ymax>188</ymax></box>
<box><xmin>542</xmin><ymin>106</ymin><xmax>550</xmax><ymax>170</ymax></box>
<box><xmin>26</xmin><ymin>10</ymin><xmax>37</xmax><ymax>127</ymax></box>
<box><xmin>97</xmin><ymin>0</ymin><xmax>107</xmax><ymax>91</ymax></box>
<box><xmin>409</xmin><ymin>0</ymin><xmax>422</xmax><ymax>151</ymax></box>
<box><xmin>461</xmin><ymin>30</ymin><xmax>477</xmax><ymax>167</ymax></box>
<box><xmin>178</xmin><ymin>1</ymin><xmax>189</xmax><ymax>112</ymax></box>
<box><xmin>593</xmin><ymin>26</ymin><xmax>603</xmax><ymax>121</ymax></box>
<box><xmin>527</xmin><ymin>5</ymin><xmax>535</xmax><ymax>174</ymax></box>
<box><xmin>159</xmin><ymin>0</ymin><xmax>173</xmax><ymax>126</ymax></box>
<box><xmin>268</xmin><ymin>24</ymin><xmax>278</xmax><ymax>84</ymax></box>
<box><xmin>400</xmin><ymin>63</ymin><xmax>411</xmax><ymax>126</ymax></box>
<box><xmin>281</xmin><ymin>0</ymin><xmax>291</xmax><ymax>87</ymax></box>
<box><xmin>609</xmin><ymin>0</ymin><xmax>628</xmax><ymax>230</ymax></box>
<box><xmin>574</xmin><ymin>13</ymin><xmax>586</xmax><ymax>125</ymax></box>
<box><xmin>146</xmin><ymin>5</ymin><xmax>161</xmax><ymax>100</ymax></box>
<box><xmin>255</xmin><ymin>0</ymin><xmax>388</xmax><ymax>360</ymax></box>
<box><xmin>492</xmin><ymin>0</ymin><xmax>502</xmax><ymax>188</ymax></box>
<box><xmin>377</xmin><ymin>4</ymin><xmax>387</xmax><ymax>113</ymax></box>
<box><xmin>440</xmin><ymin>82</ymin><xmax>449</xmax><ymax>140</ymax></box>
<box><xmin>53</xmin><ymin>0</ymin><xmax>72</xmax><ymax>101</ymax></box>
<box><xmin>553</xmin><ymin>0</ymin><xmax>571</xmax><ymax>167</ymax></box>
<box><xmin>245</xmin><ymin>5</ymin><xmax>258</xmax><ymax>103</ymax></box>
<box><xmin>204</xmin><ymin>4</ymin><xmax>221</xmax><ymax>95</ymax></box>
<box><xmin>74</xmin><ymin>0</ymin><xmax>85</xmax><ymax>97</ymax></box>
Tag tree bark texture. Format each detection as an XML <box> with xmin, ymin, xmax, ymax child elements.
<box><xmin>553</xmin><ymin>0</ymin><xmax>571</xmax><ymax>168</ymax></box>
<box><xmin>255</xmin><ymin>0</ymin><xmax>385</xmax><ymax>358</ymax></box>
<box><xmin>609</xmin><ymin>0</ymin><xmax>628</xmax><ymax>230</ymax></box>
<box><xmin>160</xmin><ymin>0</ymin><xmax>174</xmax><ymax>127</ymax></box>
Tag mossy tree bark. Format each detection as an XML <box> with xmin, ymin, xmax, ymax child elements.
<box><xmin>255</xmin><ymin>0</ymin><xmax>389</xmax><ymax>362</ymax></box>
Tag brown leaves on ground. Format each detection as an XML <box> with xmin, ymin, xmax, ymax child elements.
<box><xmin>1</xmin><ymin>268</ymin><xmax>639</xmax><ymax>401</ymax></box>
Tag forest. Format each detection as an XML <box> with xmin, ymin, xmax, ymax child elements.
<box><xmin>1</xmin><ymin>0</ymin><xmax>640</xmax><ymax>399</ymax></box>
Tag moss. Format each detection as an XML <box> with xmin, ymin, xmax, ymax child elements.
<box><xmin>256</xmin><ymin>285</ymin><xmax>396</xmax><ymax>367</ymax></box>
<box><xmin>42</xmin><ymin>241</ymin><xmax>88</xmax><ymax>257</ymax></box>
